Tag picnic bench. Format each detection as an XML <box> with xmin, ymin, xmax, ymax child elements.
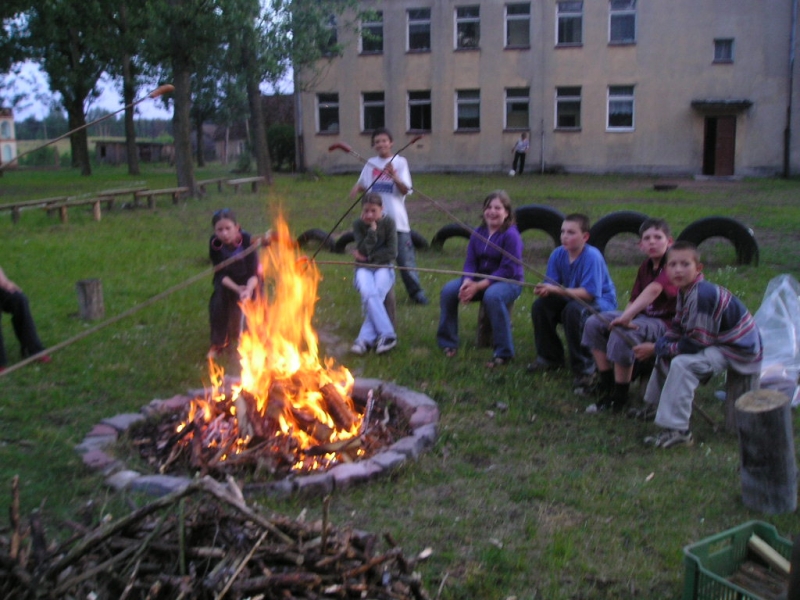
<box><xmin>134</xmin><ymin>187</ymin><xmax>190</xmax><ymax>209</ymax></box>
<box><xmin>227</xmin><ymin>176</ymin><xmax>265</xmax><ymax>194</ymax></box>
<box><xmin>197</xmin><ymin>177</ymin><xmax>227</xmax><ymax>194</ymax></box>
<box><xmin>46</xmin><ymin>197</ymin><xmax>117</xmax><ymax>223</ymax></box>
<box><xmin>1</xmin><ymin>196</ymin><xmax>70</xmax><ymax>223</ymax></box>
<box><xmin>95</xmin><ymin>186</ymin><xmax>148</xmax><ymax>209</ymax></box>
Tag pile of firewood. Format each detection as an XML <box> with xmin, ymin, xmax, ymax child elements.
<box><xmin>0</xmin><ymin>475</ymin><xmax>431</xmax><ymax>599</ymax></box>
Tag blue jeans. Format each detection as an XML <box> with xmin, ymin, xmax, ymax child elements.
<box><xmin>437</xmin><ymin>278</ymin><xmax>522</xmax><ymax>359</ymax></box>
<box><xmin>354</xmin><ymin>267</ymin><xmax>396</xmax><ymax>344</ymax></box>
<box><xmin>532</xmin><ymin>295</ymin><xmax>595</xmax><ymax>375</ymax></box>
<box><xmin>396</xmin><ymin>231</ymin><xmax>424</xmax><ymax>300</ymax></box>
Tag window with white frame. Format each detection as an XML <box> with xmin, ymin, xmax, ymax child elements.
<box><xmin>607</xmin><ymin>85</ymin><xmax>634</xmax><ymax>130</ymax></box>
<box><xmin>317</xmin><ymin>93</ymin><xmax>339</xmax><ymax>133</ymax></box>
<box><xmin>455</xmin><ymin>6</ymin><xmax>480</xmax><ymax>49</ymax></box>
<box><xmin>555</xmin><ymin>87</ymin><xmax>581</xmax><ymax>129</ymax></box>
<box><xmin>714</xmin><ymin>38</ymin><xmax>734</xmax><ymax>63</ymax></box>
<box><xmin>321</xmin><ymin>15</ymin><xmax>338</xmax><ymax>55</ymax></box>
<box><xmin>2</xmin><ymin>144</ymin><xmax>13</xmax><ymax>162</ymax></box>
<box><xmin>609</xmin><ymin>0</ymin><xmax>635</xmax><ymax>44</ymax></box>
<box><xmin>456</xmin><ymin>90</ymin><xmax>480</xmax><ymax>130</ymax></box>
<box><xmin>506</xmin><ymin>3</ymin><xmax>531</xmax><ymax>48</ymax></box>
<box><xmin>361</xmin><ymin>11</ymin><xmax>383</xmax><ymax>54</ymax></box>
<box><xmin>362</xmin><ymin>92</ymin><xmax>385</xmax><ymax>131</ymax></box>
<box><xmin>506</xmin><ymin>88</ymin><xmax>530</xmax><ymax>129</ymax></box>
<box><xmin>408</xmin><ymin>91</ymin><xmax>432</xmax><ymax>131</ymax></box>
<box><xmin>0</xmin><ymin>121</ymin><xmax>10</xmax><ymax>139</ymax></box>
<box><xmin>557</xmin><ymin>1</ymin><xmax>583</xmax><ymax>45</ymax></box>
<box><xmin>408</xmin><ymin>8</ymin><xmax>431</xmax><ymax>51</ymax></box>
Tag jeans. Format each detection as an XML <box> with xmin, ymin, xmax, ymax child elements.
<box><xmin>0</xmin><ymin>289</ymin><xmax>45</xmax><ymax>367</ymax></box>
<box><xmin>209</xmin><ymin>284</ymin><xmax>243</xmax><ymax>347</ymax></box>
<box><xmin>513</xmin><ymin>151</ymin><xmax>526</xmax><ymax>175</ymax></box>
<box><xmin>396</xmin><ymin>231</ymin><xmax>424</xmax><ymax>300</ymax></box>
<box><xmin>437</xmin><ymin>278</ymin><xmax>522</xmax><ymax>359</ymax></box>
<box><xmin>354</xmin><ymin>267</ymin><xmax>396</xmax><ymax>344</ymax></box>
<box><xmin>532</xmin><ymin>295</ymin><xmax>595</xmax><ymax>375</ymax></box>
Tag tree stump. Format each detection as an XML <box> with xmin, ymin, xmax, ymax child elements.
<box><xmin>476</xmin><ymin>300</ymin><xmax>515</xmax><ymax>348</ymax></box>
<box><xmin>735</xmin><ymin>390</ymin><xmax>797</xmax><ymax>514</ymax></box>
<box><xmin>76</xmin><ymin>279</ymin><xmax>105</xmax><ymax>321</ymax></box>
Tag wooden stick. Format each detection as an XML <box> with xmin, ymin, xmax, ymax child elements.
<box><xmin>748</xmin><ymin>534</ymin><xmax>791</xmax><ymax>576</ymax></box>
<box><xmin>10</xmin><ymin>475</ymin><xmax>21</xmax><ymax>561</ymax></box>
<box><xmin>215</xmin><ymin>529</ymin><xmax>269</xmax><ymax>600</ymax></box>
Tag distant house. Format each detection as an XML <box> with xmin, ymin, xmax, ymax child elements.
<box><xmin>94</xmin><ymin>139</ymin><xmax>175</xmax><ymax>165</ymax></box>
<box><xmin>0</xmin><ymin>108</ymin><xmax>18</xmax><ymax>169</ymax></box>
<box><xmin>212</xmin><ymin>94</ymin><xmax>295</xmax><ymax>165</ymax></box>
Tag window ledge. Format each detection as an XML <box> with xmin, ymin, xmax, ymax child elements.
<box><xmin>555</xmin><ymin>43</ymin><xmax>583</xmax><ymax>48</ymax></box>
<box><xmin>608</xmin><ymin>40</ymin><xmax>636</xmax><ymax>46</ymax></box>
<box><xmin>406</xmin><ymin>49</ymin><xmax>431</xmax><ymax>54</ymax></box>
<box><xmin>454</xmin><ymin>46</ymin><xmax>481</xmax><ymax>52</ymax></box>
<box><xmin>505</xmin><ymin>45</ymin><xmax>531</xmax><ymax>51</ymax></box>
<box><xmin>606</xmin><ymin>128</ymin><xmax>634</xmax><ymax>133</ymax></box>
<box><xmin>359</xmin><ymin>51</ymin><xmax>383</xmax><ymax>56</ymax></box>
<box><xmin>455</xmin><ymin>129</ymin><xmax>481</xmax><ymax>134</ymax></box>
<box><xmin>554</xmin><ymin>127</ymin><xmax>581</xmax><ymax>132</ymax></box>
<box><xmin>316</xmin><ymin>131</ymin><xmax>340</xmax><ymax>136</ymax></box>
<box><xmin>713</xmin><ymin>59</ymin><xmax>734</xmax><ymax>64</ymax></box>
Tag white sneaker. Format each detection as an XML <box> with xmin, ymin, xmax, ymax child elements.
<box><xmin>350</xmin><ymin>340</ymin><xmax>369</xmax><ymax>355</ymax></box>
<box><xmin>375</xmin><ymin>336</ymin><xmax>397</xmax><ymax>354</ymax></box>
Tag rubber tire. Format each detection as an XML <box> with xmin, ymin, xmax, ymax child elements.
<box><xmin>514</xmin><ymin>204</ymin><xmax>566</xmax><ymax>246</ymax></box>
<box><xmin>335</xmin><ymin>229</ymin><xmax>428</xmax><ymax>254</ymax></box>
<box><xmin>296</xmin><ymin>228</ymin><xmax>334</xmax><ymax>252</ymax></box>
<box><xmin>430</xmin><ymin>223</ymin><xmax>473</xmax><ymax>250</ymax></box>
<box><xmin>677</xmin><ymin>216</ymin><xmax>759</xmax><ymax>266</ymax></box>
<box><xmin>588</xmin><ymin>211</ymin><xmax>650</xmax><ymax>255</ymax></box>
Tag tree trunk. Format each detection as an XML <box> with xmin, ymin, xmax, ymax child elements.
<box><xmin>122</xmin><ymin>60</ymin><xmax>140</xmax><ymax>175</ymax></box>
<box><xmin>195</xmin><ymin>113</ymin><xmax>205</xmax><ymax>167</ymax></box>
<box><xmin>172</xmin><ymin>67</ymin><xmax>195</xmax><ymax>195</ymax></box>
<box><xmin>65</xmin><ymin>101</ymin><xmax>92</xmax><ymax>176</ymax></box>
<box><xmin>241</xmin><ymin>36</ymin><xmax>272</xmax><ymax>184</ymax></box>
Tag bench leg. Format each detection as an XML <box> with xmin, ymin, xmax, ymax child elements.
<box><xmin>59</xmin><ymin>205</ymin><xmax>68</xmax><ymax>224</ymax></box>
<box><xmin>92</xmin><ymin>201</ymin><xmax>102</xmax><ymax>221</ymax></box>
<box><xmin>12</xmin><ymin>207</ymin><xmax>20</xmax><ymax>224</ymax></box>
<box><xmin>147</xmin><ymin>195</ymin><xmax>155</xmax><ymax>210</ymax></box>
<box><xmin>172</xmin><ymin>192</ymin><xmax>180</xmax><ymax>205</ymax></box>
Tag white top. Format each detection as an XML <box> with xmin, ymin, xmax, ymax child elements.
<box><xmin>356</xmin><ymin>155</ymin><xmax>413</xmax><ymax>232</ymax></box>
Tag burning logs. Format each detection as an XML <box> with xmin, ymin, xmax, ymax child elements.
<box><xmin>0</xmin><ymin>475</ymin><xmax>431</xmax><ymax>599</ymax></box>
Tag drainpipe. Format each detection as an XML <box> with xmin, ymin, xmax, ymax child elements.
<box><xmin>784</xmin><ymin>0</ymin><xmax>798</xmax><ymax>178</ymax></box>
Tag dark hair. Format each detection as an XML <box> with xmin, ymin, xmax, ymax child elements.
<box><xmin>212</xmin><ymin>208</ymin><xmax>237</xmax><ymax>227</ymax></box>
<box><xmin>481</xmin><ymin>190</ymin><xmax>515</xmax><ymax>232</ymax></box>
<box><xmin>667</xmin><ymin>240</ymin><xmax>701</xmax><ymax>263</ymax></box>
<box><xmin>362</xmin><ymin>191</ymin><xmax>383</xmax><ymax>207</ymax></box>
<box><xmin>371</xmin><ymin>127</ymin><xmax>393</xmax><ymax>144</ymax></box>
<box><xmin>564</xmin><ymin>213</ymin><xmax>591</xmax><ymax>233</ymax></box>
<box><xmin>639</xmin><ymin>217</ymin><xmax>671</xmax><ymax>238</ymax></box>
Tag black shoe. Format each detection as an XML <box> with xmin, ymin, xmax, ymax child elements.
<box><xmin>572</xmin><ymin>372</ymin><xmax>597</xmax><ymax>395</ymax></box>
<box><xmin>412</xmin><ymin>293</ymin><xmax>429</xmax><ymax>305</ymax></box>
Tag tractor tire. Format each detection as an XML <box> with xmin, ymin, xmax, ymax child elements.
<box><xmin>514</xmin><ymin>204</ymin><xmax>565</xmax><ymax>246</ymax></box>
<box><xmin>589</xmin><ymin>211</ymin><xmax>650</xmax><ymax>255</ymax></box>
<box><xmin>677</xmin><ymin>216</ymin><xmax>759</xmax><ymax>265</ymax></box>
<box><xmin>296</xmin><ymin>228</ymin><xmax>334</xmax><ymax>252</ymax></box>
<box><xmin>430</xmin><ymin>223</ymin><xmax>473</xmax><ymax>250</ymax></box>
<box><xmin>410</xmin><ymin>229</ymin><xmax>430</xmax><ymax>250</ymax></box>
<box><xmin>333</xmin><ymin>231</ymin><xmax>355</xmax><ymax>254</ymax></box>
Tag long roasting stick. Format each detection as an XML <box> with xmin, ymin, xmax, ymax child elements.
<box><xmin>0</xmin><ymin>84</ymin><xmax>174</xmax><ymax>171</ymax></box>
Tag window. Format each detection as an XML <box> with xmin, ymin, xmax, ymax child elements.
<box><xmin>714</xmin><ymin>38</ymin><xmax>734</xmax><ymax>63</ymax></box>
<box><xmin>321</xmin><ymin>15</ymin><xmax>338</xmax><ymax>55</ymax></box>
<box><xmin>408</xmin><ymin>8</ymin><xmax>431</xmax><ymax>51</ymax></box>
<box><xmin>455</xmin><ymin>6</ymin><xmax>480</xmax><ymax>49</ymax></box>
<box><xmin>456</xmin><ymin>90</ymin><xmax>480</xmax><ymax>130</ymax></box>
<box><xmin>360</xmin><ymin>11</ymin><xmax>383</xmax><ymax>53</ymax></box>
<box><xmin>408</xmin><ymin>91</ymin><xmax>432</xmax><ymax>131</ymax></box>
<box><xmin>0</xmin><ymin>121</ymin><xmax>10</xmax><ymax>139</ymax></box>
<box><xmin>557</xmin><ymin>1</ymin><xmax>582</xmax><ymax>45</ymax></box>
<box><xmin>506</xmin><ymin>88</ymin><xmax>530</xmax><ymax>129</ymax></box>
<box><xmin>317</xmin><ymin>93</ymin><xmax>339</xmax><ymax>133</ymax></box>
<box><xmin>362</xmin><ymin>92</ymin><xmax>385</xmax><ymax>131</ymax></box>
<box><xmin>607</xmin><ymin>85</ymin><xmax>634</xmax><ymax>130</ymax></box>
<box><xmin>2</xmin><ymin>144</ymin><xmax>13</xmax><ymax>162</ymax></box>
<box><xmin>555</xmin><ymin>87</ymin><xmax>581</xmax><ymax>129</ymax></box>
<box><xmin>609</xmin><ymin>0</ymin><xmax>635</xmax><ymax>44</ymax></box>
<box><xmin>506</xmin><ymin>3</ymin><xmax>531</xmax><ymax>48</ymax></box>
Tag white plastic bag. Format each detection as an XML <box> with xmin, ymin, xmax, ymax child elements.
<box><xmin>753</xmin><ymin>274</ymin><xmax>800</xmax><ymax>405</ymax></box>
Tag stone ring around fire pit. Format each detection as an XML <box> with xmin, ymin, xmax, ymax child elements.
<box><xmin>75</xmin><ymin>378</ymin><xmax>439</xmax><ymax>499</ymax></box>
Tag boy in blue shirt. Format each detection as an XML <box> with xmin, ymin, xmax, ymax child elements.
<box><xmin>527</xmin><ymin>213</ymin><xmax>617</xmax><ymax>391</ymax></box>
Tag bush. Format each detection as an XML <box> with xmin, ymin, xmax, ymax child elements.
<box><xmin>18</xmin><ymin>146</ymin><xmax>58</xmax><ymax>167</ymax></box>
<box><xmin>267</xmin><ymin>124</ymin><xmax>295</xmax><ymax>172</ymax></box>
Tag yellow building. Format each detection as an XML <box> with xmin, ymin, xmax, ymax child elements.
<box><xmin>297</xmin><ymin>0</ymin><xmax>800</xmax><ymax>177</ymax></box>
<box><xmin>0</xmin><ymin>108</ymin><xmax>18</xmax><ymax>169</ymax></box>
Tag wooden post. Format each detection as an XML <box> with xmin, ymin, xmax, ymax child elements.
<box><xmin>76</xmin><ymin>279</ymin><xmax>105</xmax><ymax>321</ymax></box>
<box><xmin>735</xmin><ymin>389</ymin><xmax>797</xmax><ymax>514</ymax></box>
<box><xmin>476</xmin><ymin>301</ymin><xmax>515</xmax><ymax>348</ymax></box>
<box><xmin>725</xmin><ymin>370</ymin><xmax>760</xmax><ymax>432</ymax></box>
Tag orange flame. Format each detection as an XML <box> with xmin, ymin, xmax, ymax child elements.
<box><xmin>183</xmin><ymin>214</ymin><xmax>361</xmax><ymax>472</ymax></box>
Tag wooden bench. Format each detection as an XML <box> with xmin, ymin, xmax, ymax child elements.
<box><xmin>197</xmin><ymin>177</ymin><xmax>227</xmax><ymax>194</ymax></box>
<box><xmin>476</xmin><ymin>300</ymin><xmax>516</xmax><ymax>348</ymax></box>
<box><xmin>134</xmin><ymin>187</ymin><xmax>190</xmax><ymax>209</ymax></box>
<box><xmin>2</xmin><ymin>196</ymin><xmax>70</xmax><ymax>223</ymax></box>
<box><xmin>227</xmin><ymin>176</ymin><xmax>265</xmax><ymax>194</ymax></box>
<box><xmin>95</xmin><ymin>186</ymin><xmax>148</xmax><ymax>209</ymax></box>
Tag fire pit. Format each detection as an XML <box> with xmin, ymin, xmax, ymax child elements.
<box><xmin>76</xmin><ymin>214</ymin><xmax>439</xmax><ymax>497</ymax></box>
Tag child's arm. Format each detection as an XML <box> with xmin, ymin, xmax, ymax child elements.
<box><xmin>611</xmin><ymin>281</ymin><xmax>664</xmax><ymax>329</ymax></box>
<box><xmin>0</xmin><ymin>267</ymin><xmax>20</xmax><ymax>293</ymax></box>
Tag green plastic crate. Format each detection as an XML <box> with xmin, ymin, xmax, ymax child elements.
<box><xmin>682</xmin><ymin>520</ymin><xmax>793</xmax><ymax>600</ymax></box>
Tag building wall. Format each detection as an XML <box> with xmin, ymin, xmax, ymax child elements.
<box><xmin>297</xmin><ymin>0</ymin><xmax>800</xmax><ymax>176</ymax></box>
<box><xmin>0</xmin><ymin>108</ymin><xmax>19</xmax><ymax>168</ymax></box>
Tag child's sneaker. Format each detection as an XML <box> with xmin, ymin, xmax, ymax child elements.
<box><xmin>375</xmin><ymin>336</ymin><xmax>397</xmax><ymax>354</ymax></box>
<box><xmin>627</xmin><ymin>404</ymin><xmax>657</xmax><ymax>421</ymax></box>
<box><xmin>350</xmin><ymin>340</ymin><xmax>369</xmax><ymax>355</ymax></box>
<box><xmin>644</xmin><ymin>428</ymin><xmax>693</xmax><ymax>448</ymax></box>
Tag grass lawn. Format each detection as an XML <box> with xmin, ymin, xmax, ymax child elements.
<box><xmin>1</xmin><ymin>164</ymin><xmax>799</xmax><ymax>599</ymax></box>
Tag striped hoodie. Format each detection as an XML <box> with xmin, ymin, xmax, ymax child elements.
<box><xmin>655</xmin><ymin>274</ymin><xmax>763</xmax><ymax>374</ymax></box>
